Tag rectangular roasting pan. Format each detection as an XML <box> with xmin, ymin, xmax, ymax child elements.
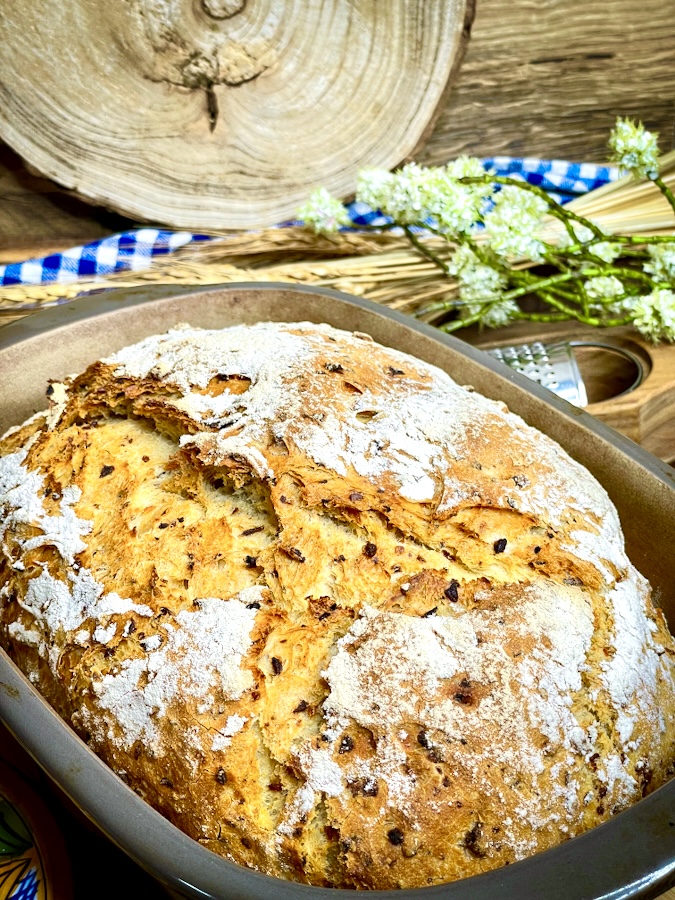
<box><xmin>1</xmin><ymin>283</ymin><xmax>674</xmax><ymax>900</ymax></box>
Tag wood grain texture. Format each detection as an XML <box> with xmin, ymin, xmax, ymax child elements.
<box><xmin>1</xmin><ymin>0</ymin><xmax>675</xmax><ymax>251</ymax></box>
<box><xmin>2</xmin><ymin>0</ymin><xmax>675</xmax><ymax>254</ymax></box>
<box><xmin>418</xmin><ymin>0</ymin><xmax>675</xmax><ymax>166</ymax></box>
<box><xmin>0</xmin><ymin>145</ymin><xmax>130</xmax><ymax>263</ymax></box>
<box><xmin>0</xmin><ymin>0</ymin><xmax>470</xmax><ymax>229</ymax></box>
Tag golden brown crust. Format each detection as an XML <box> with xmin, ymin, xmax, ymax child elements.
<box><xmin>1</xmin><ymin>321</ymin><xmax>674</xmax><ymax>889</ymax></box>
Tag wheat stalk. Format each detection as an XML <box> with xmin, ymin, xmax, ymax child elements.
<box><xmin>541</xmin><ymin>150</ymin><xmax>675</xmax><ymax>241</ymax></box>
<box><xmin>2</xmin><ymin>157</ymin><xmax>674</xmax><ymax>320</ymax></box>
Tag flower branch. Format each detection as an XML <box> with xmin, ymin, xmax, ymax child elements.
<box><xmin>298</xmin><ymin>118</ymin><xmax>675</xmax><ymax>343</ymax></box>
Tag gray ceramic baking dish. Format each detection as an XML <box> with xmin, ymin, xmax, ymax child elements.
<box><xmin>1</xmin><ymin>283</ymin><xmax>674</xmax><ymax>900</ymax></box>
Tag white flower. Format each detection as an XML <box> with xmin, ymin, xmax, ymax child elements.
<box><xmin>427</xmin><ymin>177</ymin><xmax>490</xmax><ymax>236</ymax></box>
<box><xmin>462</xmin><ymin>298</ymin><xmax>520</xmax><ymax>328</ymax></box>
<box><xmin>298</xmin><ymin>187</ymin><xmax>350</xmax><ymax>233</ymax></box>
<box><xmin>356</xmin><ymin>159</ymin><xmax>492</xmax><ymax>234</ymax></box>
<box><xmin>483</xmin><ymin>186</ymin><xmax>548</xmax><ymax>261</ymax></box>
<box><xmin>450</xmin><ymin>245</ymin><xmax>506</xmax><ymax>301</ymax></box>
<box><xmin>355</xmin><ymin>169</ymin><xmax>395</xmax><ymax>212</ymax></box>
<box><xmin>644</xmin><ymin>244</ymin><xmax>675</xmax><ymax>283</ymax></box>
<box><xmin>364</xmin><ymin>162</ymin><xmax>430</xmax><ymax>225</ymax></box>
<box><xmin>585</xmin><ymin>276</ymin><xmax>624</xmax><ymax>301</ymax></box>
<box><xmin>446</xmin><ymin>156</ymin><xmax>490</xmax><ymax>181</ymax></box>
<box><xmin>450</xmin><ymin>245</ymin><xmax>516</xmax><ymax>327</ymax></box>
<box><xmin>609</xmin><ymin>118</ymin><xmax>660</xmax><ymax>180</ymax></box>
<box><xmin>590</xmin><ymin>241</ymin><xmax>622</xmax><ymax>263</ymax></box>
<box><xmin>423</xmin><ymin>159</ymin><xmax>493</xmax><ymax>235</ymax></box>
<box><xmin>630</xmin><ymin>289</ymin><xmax>675</xmax><ymax>342</ymax></box>
<box><xmin>568</xmin><ymin>223</ymin><xmax>596</xmax><ymax>245</ymax></box>
<box><xmin>584</xmin><ymin>275</ymin><xmax>630</xmax><ymax>315</ymax></box>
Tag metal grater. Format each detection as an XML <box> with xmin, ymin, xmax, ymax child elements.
<box><xmin>487</xmin><ymin>341</ymin><xmax>588</xmax><ymax>407</ymax></box>
<box><xmin>486</xmin><ymin>340</ymin><xmax>647</xmax><ymax>408</ymax></box>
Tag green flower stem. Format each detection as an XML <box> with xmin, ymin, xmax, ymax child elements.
<box><xmin>615</xmin><ymin>234</ymin><xmax>675</xmax><ymax>245</ymax></box>
<box><xmin>517</xmin><ymin>262</ymin><xmax>657</xmax><ymax>293</ymax></box>
<box><xmin>458</xmin><ymin>236</ymin><xmax>511</xmax><ymax>273</ymax></box>
<box><xmin>403</xmin><ymin>226</ymin><xmax>451</xmax><ymax>275</ymax></box>
<box><xmin>511</xmin><ymin>311</ymin><xmax>570</xmax><ymax>323</ymax></box>
<box><xmin>426</xmin><ymin>226</ymin><xmax>514</xmax><ymax>276</ymax></box>
<box><xmin>416</xmin><ymin>296</ymin><xmax>462</xmax><ymax>316</ymax></box>
<box><xmin>438</xmin><ymin>311</ymin><xmax>486</xmax><ymax>333</ymax></box>
<box><xmin>546</xmin><ymin>286</ymin><xmax>585</xmax><ymax>304</ymax></box>
<box><xmin>652</xmin><ymin>175</ymin><xmax>675</xmax><ymax>216</ymax></box>
<box><xmin>536</xmin><ymin>290</ymin><xmax>589</xmax><ymax>321</ymax></box>
<box><xmin>421</xmin><ymin>268</ymin><xmax>584</xmax><ymax>315</ymax></box>
<box><xmin>589</xmin><ymin>244</ymin><xmax>641</xmax><ymax>256</ymax></box>
<box><xmin>416</xmin><ymin>254</ymin><xmax>661</xmax><ymax>323</ymax></box>
<box><xmin>536</xmin><ymin>290</ymin><xmax>632</xmax><ymax>327</ymax></box>
<box><xmin>599</xmin><ymin>265</ymin><xmax>659</xmax><ymax>288</ymax></box>
<box><xmin>457</xmin><ymin>175</ymin><xmax>606</xmax><ymax>241</ymax></box>
<box><xmin>542</xmin><ymin>245</ymin><xmax>620</xmax><ymax>268</ymax></box>
<box><xmin>499</xmin><ymin>270</ymin><xmax>581</xmax><ymax>301</ymax></box>
<box><xmin>541</xmin><ymin>249</ymin><xmax>582</xmax><ymax>280</ymax></box>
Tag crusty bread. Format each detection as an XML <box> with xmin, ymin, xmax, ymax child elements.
<box><xmin>1</xmin><ymin>321</ymin><xmax>674</xmax><ymax>889</ymax></box>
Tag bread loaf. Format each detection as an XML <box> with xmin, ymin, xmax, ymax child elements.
<box><xmin>1</xmin><ymin>321</ymin><xmax>674</xmax><ymax>889</ymax></box>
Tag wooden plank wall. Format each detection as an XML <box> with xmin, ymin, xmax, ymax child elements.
<box><xmin>1</xmin><ymin>0</ymin><xmax>674</xmax><ymax>262</ymax></box>
<box><xmin>419</xmin><ymin>0</ymin><xmax>675</xmax><ymax>166</ymax></box>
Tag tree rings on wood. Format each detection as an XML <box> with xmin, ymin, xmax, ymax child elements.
<box><xmin>0</xmin><ymin>1</ymin><xmax>473</xmax><ymax>229</ymax></box>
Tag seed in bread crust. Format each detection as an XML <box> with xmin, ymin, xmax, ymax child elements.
<box><xmin>286</xmin><ymin>547</ymin><xmax>306</xmax><ymax>563</ymax></box>
<box><xmin>445</xmin><ymin>580</ymin><xmax>460</xmax><ymax>602</ymax></box>
<box><xmin>339</xmin><ymin>736</ymin><xmax>354</xmax><ymax>754</ymax></box>
<box><xmin>463</xmin><ymin>822</ymin><xmax>486</xmax><ymax>858</ymax></box>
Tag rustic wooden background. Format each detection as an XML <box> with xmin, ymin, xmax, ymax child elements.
<box><xmin>418</xmin><ymin>0</ymin><xmax>675</xmax><ymax>166</ymax></box>
<box><xmin>1</xmin><ymin>0</ymin><xmax>674</xmax><ymax>263</ymax></box>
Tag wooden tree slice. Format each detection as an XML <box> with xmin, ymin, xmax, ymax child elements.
<box><xmin>0</xmin><ymin>1</ymin><xmax>473</xmax><ymax>229</ymax></box>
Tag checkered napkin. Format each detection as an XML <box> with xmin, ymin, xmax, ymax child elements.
<box><xmin>0</xmin><ymin>158</ymin><xmax>619</xmax><ymax>288</ymax></box>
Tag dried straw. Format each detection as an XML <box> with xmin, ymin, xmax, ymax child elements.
<box><xmin>2</xmin><ymin>156</ymin><xmax>674</xmax><ymax>322</ymax></box>
<box><xmin>569</xmin><ymin>150</ymin><xmax>675</xmax><ymax>235</ymax></box>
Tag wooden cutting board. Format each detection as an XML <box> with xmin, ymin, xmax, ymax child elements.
<box><xmin>0</xmin><ymin>1</ymin><xmax>472</xmax><ymax>230</ymax></box>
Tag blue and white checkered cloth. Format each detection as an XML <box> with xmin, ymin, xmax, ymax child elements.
<box><xmin>0</xmin><ymin>158</ymin><xmax>619</xmax><ymax>288</ymax></box>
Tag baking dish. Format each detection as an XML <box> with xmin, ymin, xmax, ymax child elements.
<box><xmin>0</xmin><ymin>283</ymin><xmax>674</xmax><ymax>900</ymax></box>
